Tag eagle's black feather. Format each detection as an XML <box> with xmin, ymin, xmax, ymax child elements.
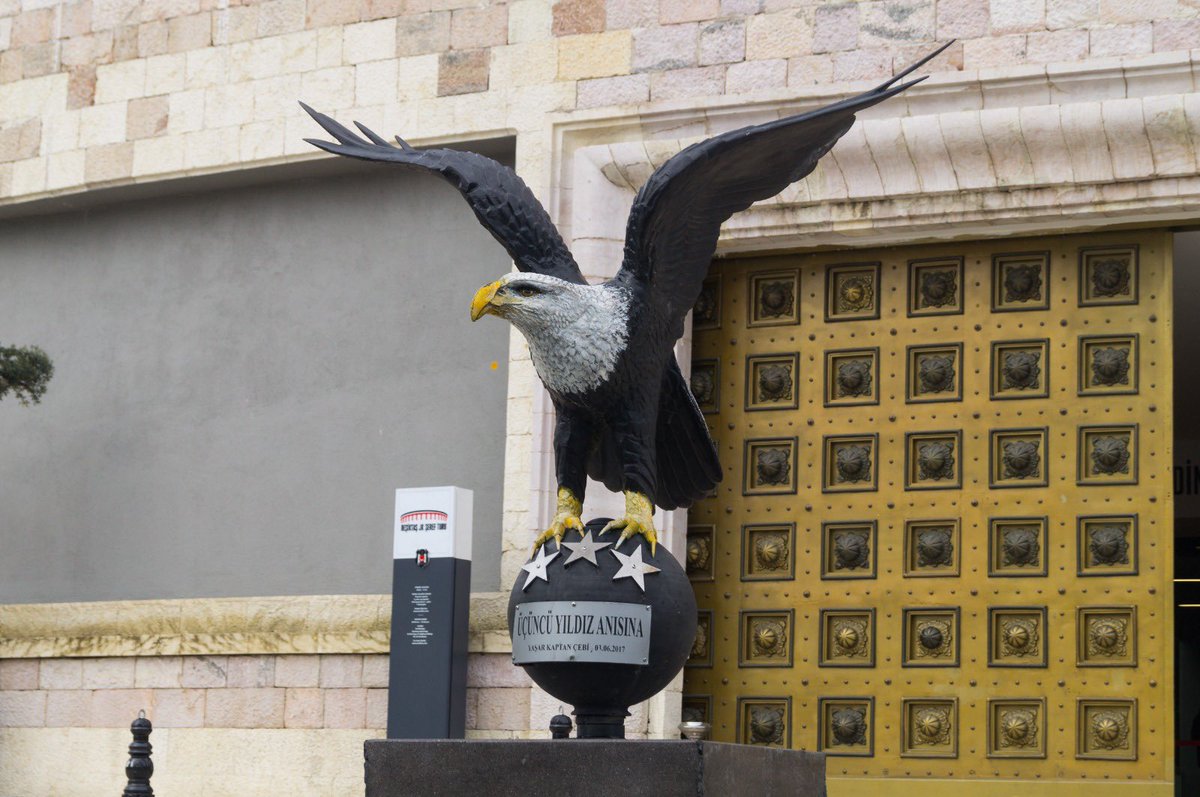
<box><xmin>652</xmin><ymin>360</ymin><xmax>720</xmax><ymax>510</ymax></box>
<box><xmin>614</xmin><ymin>41</ymin><xmax>954</xmax><ymax>342</ymax></box>
<box><xmin>300</xmin><ymin>102</ymin><xmax>585</xmax><ymax>285</ymax></box>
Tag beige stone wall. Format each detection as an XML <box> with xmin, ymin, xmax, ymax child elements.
<box><xmin>1</xmin><ymin>0</ymin><xmax>1198</xmax><ymax>205</ymax></box>
<box><xmin>0</xmin><ymin>652</ymin><xmax>536</xmax><ymax>733</ymax></box>
<box><xmin>0</xmin><ymin>727</ymin><xmax>379</xmax><ymax>795</ymax></box>
<box><xmin>0</xmin><ymin>652</ymin><xmax>539</xmax><ymax>794</ymax></box>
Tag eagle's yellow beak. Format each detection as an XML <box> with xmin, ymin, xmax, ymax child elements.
<box><xmin>470</xmin><ymin>280</ymin><xmax>503</xmax><ymax>321</ymax></box>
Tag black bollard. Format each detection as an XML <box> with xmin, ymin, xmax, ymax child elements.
<box><xmin>122</xmin><ymin>710</ymin><xmax>153</xmax><ymax>796</ymax></box>
<box><xmin>549</xmin><ymin>712</ymin><xmax>573</xmax><ymax>739</ymax></box>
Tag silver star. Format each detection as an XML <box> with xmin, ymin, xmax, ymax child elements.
<box><xmin>520</xmin><ymin>546</ymin><xmax>559</xmax><ymax>590</ymax></box>
<box><xmin>562</xmin><ymin>530</ymin><xmax>612</xmax><ymax>567</ymax></box>
<box><xmin>610</xmin><ymin>545</ymin><xmax>661</xmax><ymax>592</ymax></box>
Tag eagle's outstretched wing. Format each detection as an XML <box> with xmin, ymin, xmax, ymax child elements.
<box><xmin>616</xmin><ymin>42</ymin><xmax>952</xmax><ymax>336</ymax></box>
<box><xmin>301</xmin><ymin>103</ymin><xmax>585</xmax><ymax>285</ymax></box>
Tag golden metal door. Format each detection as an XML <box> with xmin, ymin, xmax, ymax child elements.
<box><xmin>683</xmin><ymin>231</ymin><xmax>1173</xmax><ymax>796</ymax></box>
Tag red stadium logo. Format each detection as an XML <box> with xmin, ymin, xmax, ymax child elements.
<box><xmin>400</xmin><ymin>510</ymin><xmax>448</xmax><ymax>524</ymax></box>
<box><xmin>398</xmin><ymin>509</ymin><xmax>449</xmax><ymax>532</ymax></box>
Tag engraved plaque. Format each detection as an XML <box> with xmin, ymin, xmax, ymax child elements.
<box><xmin>512</xmin><ymin>601</ymin><xmax>651</xmax><ymax>665</ymax></box>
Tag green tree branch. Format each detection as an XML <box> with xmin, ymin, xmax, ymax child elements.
<box><xmin>0</xmin><ymin>344</ymin><xmax>54</xmax><ymax>406</ymax></box>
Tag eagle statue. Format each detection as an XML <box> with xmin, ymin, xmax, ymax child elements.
<box><xmin>302</xmin><ymin>43</ymin><xmax>948</xmax><ymax>558</ymax></box>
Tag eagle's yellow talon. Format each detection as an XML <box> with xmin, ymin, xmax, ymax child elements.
<box><xmin>598</xmin><ymin>491</ymin><xmax>658</xmax><ymax>556</ymax></box>
<box><xmin>531</xmin><ymin>486</ymin><xmax>584</xmax><ymax>556</ymax></box>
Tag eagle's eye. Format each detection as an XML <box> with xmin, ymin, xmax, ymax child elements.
<box><xmin>515</xmin><ymin>286</ymin><xmax>540</xmax><ymax>298</ymax></box>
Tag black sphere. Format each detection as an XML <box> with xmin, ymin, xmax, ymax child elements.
<box><xmin>507</xmin><ymin>519</ymin><xmax>697</xmax><ymax>738</ymax></box>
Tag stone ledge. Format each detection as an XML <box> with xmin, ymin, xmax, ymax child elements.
<box><xmin>0</xmin><ymin>593</ymin><xmax>510</xmax><ymax>658</ymax></box>
<box><xmin>364</xmin><ymin>739</ymin><xmax>826</xmax><ymax>797</ymax></box>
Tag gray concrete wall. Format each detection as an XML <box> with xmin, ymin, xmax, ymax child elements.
<box><xmin>0</xmin><ymin>164</ymin><xmax>512</xmax><ymax>602</ymax></box>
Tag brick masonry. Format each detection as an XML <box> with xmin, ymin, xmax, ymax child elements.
<box><xmin>0</xmin><ymin>653</ymin><xmax>532</xmax><ymax>734</ymax></box>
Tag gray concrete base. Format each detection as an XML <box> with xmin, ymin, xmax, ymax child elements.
<box><xmin>364</xmin><ymin>739</ymin><xmax>825</xmax><ymax>796</ymax></box>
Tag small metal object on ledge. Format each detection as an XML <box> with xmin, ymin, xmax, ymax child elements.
<box><xmin>679</xmin><ymin>721</ymin><xmax>710</xmax><ymax>741</ymax></box>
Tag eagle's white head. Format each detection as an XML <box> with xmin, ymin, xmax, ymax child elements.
<box><xmin>470</xmin><ymin>272</ymin><xmax>629</xmax><ymax>395</ymax></box>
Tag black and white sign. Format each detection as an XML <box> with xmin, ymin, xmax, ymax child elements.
<box><xmin>387</xmin><ymin>486</ymin><xmax>472</xmax><ymax>739</ymax></box>
<box><xmin>512</xmin><ymin>600</ymin><xmax>652</xmax><ymax>666</ymax></box>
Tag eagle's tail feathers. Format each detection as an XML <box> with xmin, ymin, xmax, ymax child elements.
<box><xmin>654</xmin><ymin>420</ymin><xmax>694</xmax><ymax>511</ymax></box>
<box><xmin>587</xmin><ymin>425</ymin><xmax>625</xmax><ymax>497</ymax></box>
<box><xmin>584</xmin><ymin>361</ymin><xmax>722</xmax><ymax>511</ymax></box>
<box><xmin>652</xmin><ymin>360</ymin><xmax>722</xmax><ymax>511</ymax></box>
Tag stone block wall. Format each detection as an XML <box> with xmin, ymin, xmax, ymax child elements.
<box><xmin>2</xmin><ymin>0</ymin><xmax>1198</xmax><ymax>221</ymax></box>
<box><xmin>0</xmin><ymin>651</ymin><xmax>548</xmax><ymax>793</ymax></box>
<box><xmin>0</xmin><ymin>595</ymin><xmax>575</xmax><ymax>794</ymax></box>
<box><xmin>0</xmin><ymin>652</ymin><xmax>534</xmax><ymax>734</ymax></box>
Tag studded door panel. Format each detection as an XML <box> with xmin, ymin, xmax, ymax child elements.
<box><xmin>683</xmin><ymin>231</ymin><xmax>1172</xmax><ymax>787</ymax></box>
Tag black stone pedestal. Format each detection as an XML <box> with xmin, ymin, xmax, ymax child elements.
<box><xmin>364</xmin><ymin>739</ymin><xmax>825</xmax><ymax>797</ymax></box>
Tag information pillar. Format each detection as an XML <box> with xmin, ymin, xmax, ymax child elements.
<box><xmin>387</xmin><ymin>486</ymin><xmax>472</xmax><ymax>739</ymax></box>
